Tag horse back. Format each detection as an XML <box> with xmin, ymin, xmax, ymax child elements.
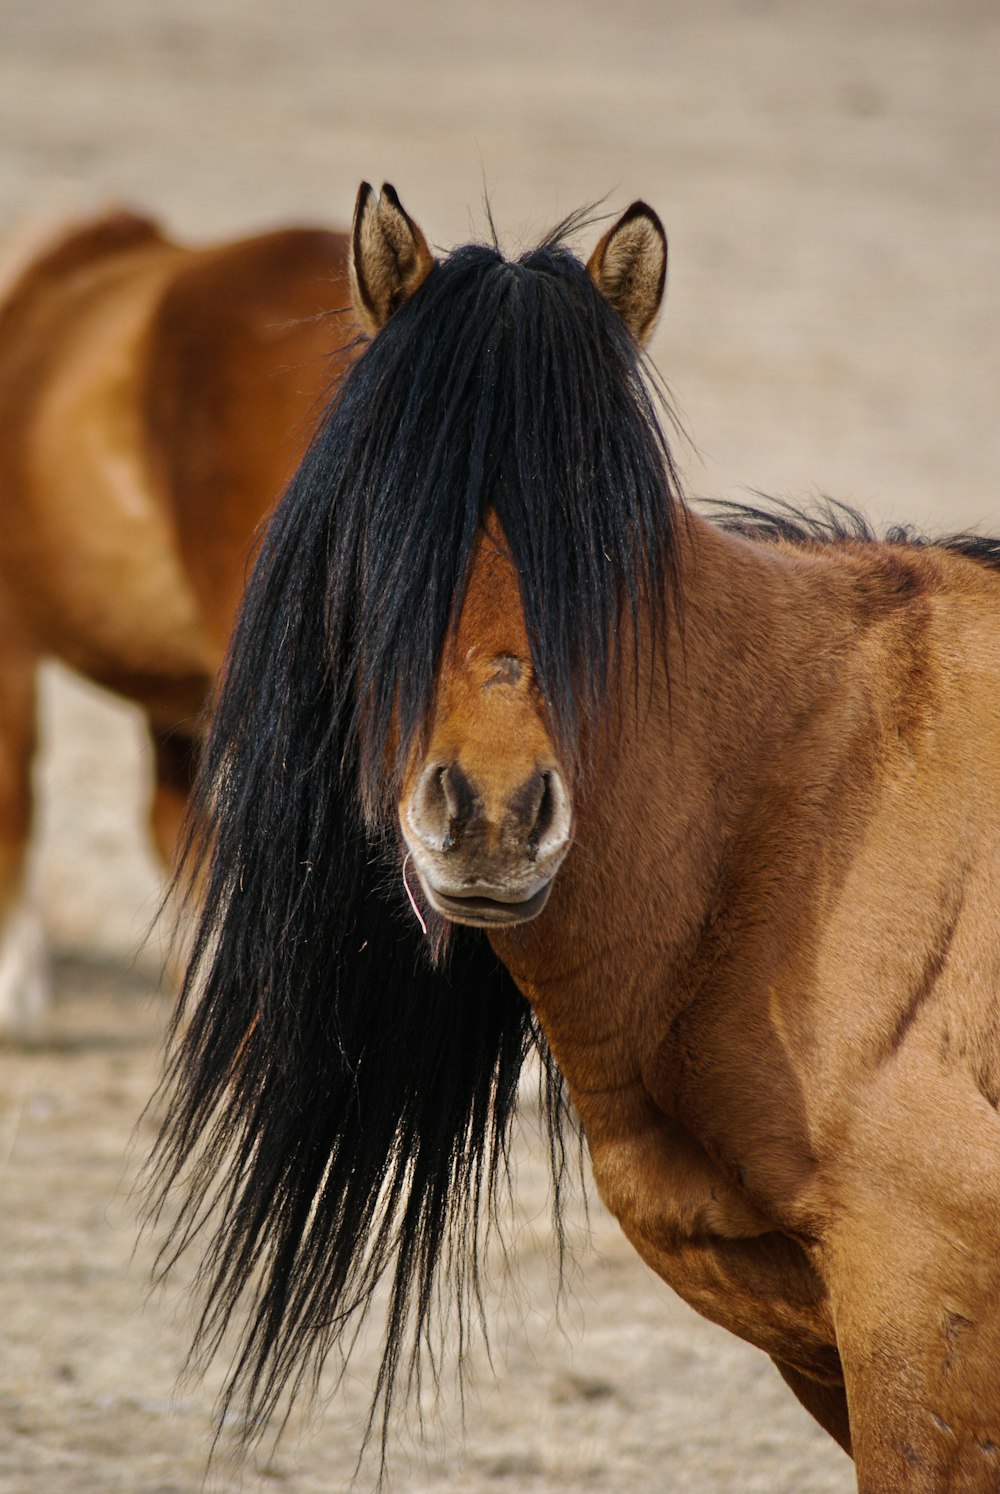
<box><xmin>142</xmin><ymin>226</ymin><xmax>353</xmax><ymax>653</ymax></box>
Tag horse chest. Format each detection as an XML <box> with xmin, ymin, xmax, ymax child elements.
<box><xmin>584</xmin><ymin>1109</ymin><xmax>838</xmax><ymax>1375</ymax></box>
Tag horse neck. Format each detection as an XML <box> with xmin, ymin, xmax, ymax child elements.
<box><xmin>491</xmin><ymin>507</ymin><xmax>858</xmax><ymax>1103</ymax></box>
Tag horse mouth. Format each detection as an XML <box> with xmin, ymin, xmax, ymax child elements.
<box><xmin>423</xmin><ymin>881</ymin><xmax>553</xmax><ymax>927</ymax></box>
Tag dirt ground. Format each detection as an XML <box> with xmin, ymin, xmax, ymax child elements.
<box><xmin>1</xmin><ymin>0</ymin><xmax>998</xmax><ymax>1489</ymax></box>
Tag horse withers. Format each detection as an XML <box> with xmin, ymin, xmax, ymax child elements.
<box><xmin>0</xmin><ymin>209</ymin><xmax>355</xmax><ymax>1030</ymax></box>
<box><xmin>153</xmin><ymin>183</ymin><xmax>1000</xmax><ymax>1492</ymax></box>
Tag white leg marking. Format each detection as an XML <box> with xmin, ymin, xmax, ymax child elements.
<box><xmin>0</xmin><ymin>880</ymin><xmax>50</xmax><ymax>1036</ymax></box>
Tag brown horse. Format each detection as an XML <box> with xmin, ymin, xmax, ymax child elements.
<box><xmin>0</xmin><ymin>209</ymin><xmax>354</xmax><ymax>1028</ymax></box>
<box><xmin>152</xmin><ymin>185</ymin><xmax>1000</xmax><ymax>1492</ymax></box>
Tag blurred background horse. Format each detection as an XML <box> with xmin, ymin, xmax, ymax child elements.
<box><xmin>0</xmin><ymin>209</ymin><xmax>353</xmax><ymax>1028</ymax></box>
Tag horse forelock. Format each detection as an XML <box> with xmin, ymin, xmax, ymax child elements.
<box><xmin>303</xmin><ymin>232</ymin><xmax>684</xmax><ymax>819</ymax></box>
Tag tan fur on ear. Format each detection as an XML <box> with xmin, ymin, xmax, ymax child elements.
<box><xmin>586</xmin><ymin>201</ymin><xmax>667</xmax><ymax>347</ymax></box>
<box><xmin>349</xmin><ymin>182</ymin><xmax>435</xmax><ymax>337</ymax></box>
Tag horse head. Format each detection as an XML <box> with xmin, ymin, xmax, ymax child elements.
<box><xmin>348</xmin><ymin>183</ymin><xmax>668</xmax><ymax>928</ymax></box>
<box><xmin>399</xmin><ymin>515</ymin><xmax>575</xmax><ymax>926</ymax></box>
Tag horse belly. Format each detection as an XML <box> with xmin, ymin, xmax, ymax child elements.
<box><xmin>2</xmin><ymin>256</ymin><xmax>215</xmax><ymax>695</ymax></box>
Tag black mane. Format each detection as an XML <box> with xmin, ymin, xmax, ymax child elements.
<box><xmin>708</xmin><ymin>494</ymin><xmax>1000</xmax><ymax>572</ymax></box>
<box><xmin>147</xmin><ymin>230</ymin><xmax>683</xmax><ymax>1463</ymax></box>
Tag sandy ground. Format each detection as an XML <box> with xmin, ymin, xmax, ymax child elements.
<box><xmin>1</xmin><ymin>0</ymin><xmax>998</xmax><ymax>1488</ymax></box>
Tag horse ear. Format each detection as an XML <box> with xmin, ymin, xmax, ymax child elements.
<box><xmin>586</xmin><ymin>201</ymin><xmax>667</xmax><ymax>347</ymax></box>
<box><xmin>349</xmin><ymin>182</ymin><xmax>435</xmax><ymax>337</ymax></box>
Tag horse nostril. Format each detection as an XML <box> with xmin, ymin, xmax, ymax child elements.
<box><xmin>409</xmin><ymin>761</ymin><xmax>477</xmax><ymax>853</ymax></box>
<box><xmin>441</xmin><ymin>762</ymin><xmax>475</xmax><ymax>825</ymax></box>
<box><xmin>516</xmin><ymin>769</ymin><xmax>570</xmax><ymax>863</ymax></box>
<box><xmin>526</xmin><ymin>774</ymin><xmax>552</xmax><ymax>859</ymax></box>
<box><xmin>535</xmin><ymin>773</ymin><xmax>555</xmax><ymax>841</ymax></box>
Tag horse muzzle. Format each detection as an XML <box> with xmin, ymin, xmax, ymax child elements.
<box><xmin>401</xmin><ymin>760</ymin><xmax>573</xmax><ymax>928</ymax></box>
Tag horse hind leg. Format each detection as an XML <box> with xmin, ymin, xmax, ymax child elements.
<box><xmin>0</xmin><ymin>620</ymin><xmax>48</xmax><ymax>1035</ymax></box>
<box><xmin>148</xmin><ymin>724</ymin><xmax>201</xmax><ymax>982</ymax></box>
<box><xmin>150</xmin><ymin>725</ymin><xmax>199</xmax><ymax>873</ymax></box>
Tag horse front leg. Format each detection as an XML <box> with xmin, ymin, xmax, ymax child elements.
<box><xmin>0</xmin><ymin>599</ymin><xmax>47</xmax><ymax>1034</ymax></box>
<box><xmin>771</xmin><ymin>1357</ymin><xmax>852</xmax><ymax>1457</ymax></box>
<box><xmin>830</xmin><ymin>1226</ymin><xmax>1000</xmax><ymax>1493</ymax></box>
